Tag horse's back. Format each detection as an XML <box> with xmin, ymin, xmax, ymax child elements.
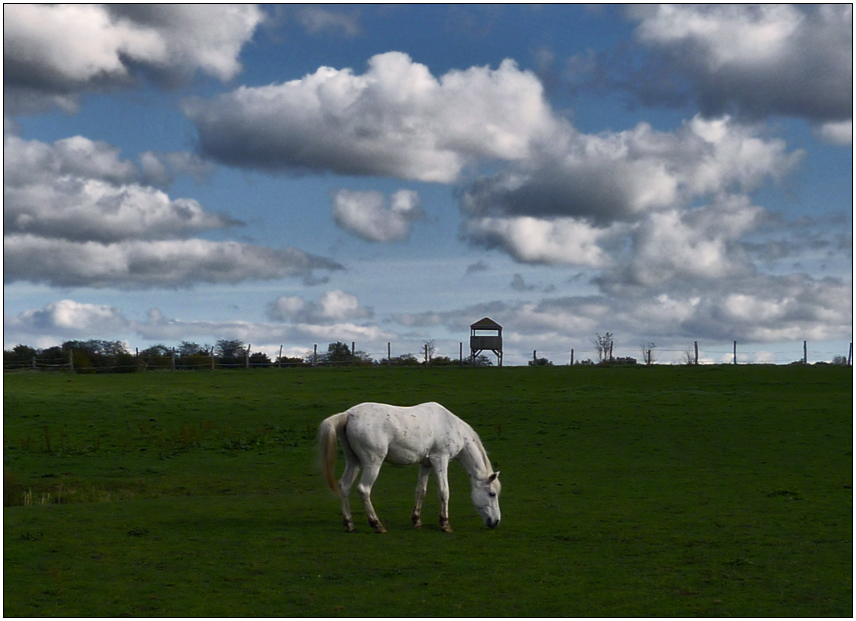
<box><xmin>344</xmin><ymin>402</ymin><xmax>464</xmax><ymax>466</ymax></box>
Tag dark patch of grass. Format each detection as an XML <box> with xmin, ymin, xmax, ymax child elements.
<box><xmin>3</xmin><ymin>366</ymin><xmax>852</xmax><ymax>616</ymax></box>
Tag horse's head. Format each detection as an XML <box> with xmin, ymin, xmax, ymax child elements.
<box><xmin>470</xmin><ymin>471</ymin><xmax>501</xmax><ymax>528</ymax></box>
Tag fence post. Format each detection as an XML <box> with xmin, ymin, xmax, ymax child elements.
<box><xmin>733</xmin><ymin>341</ymin><xmax>737</xmax><ymax>365</ymax></box>
<box><xmin>388</xmin><ymin>342</ymin><xmax>391</xmax><ymax>366</ymax></box>
<box><xmin>171</xmin><ymin>348</ymin><xmax>176</xmax><ymax>371</ymax></box>
<box><xmin>849</xmin><ymin>343</ymin><xmax>853</xmax><ymax>366</ymax></box>
<box><xmin>533</xmin><ymin>350</ymin><xmax>537</xmax><ymax>365</ymax></box>
<box><xmin>570</xmin><ymin>348</ymin><xmax>574</xmax><ymax>366</ymax></box>
<box><xmin>803</xmin><ymin>341</ymin><xmax>807</xmax><ymax>365</ymax></box>
<box><xmin>211</xmin><ymin>347</ymin><xmax>215</xmax><ymax>370</ymax></box>
<box><xmin>246</xmin><ymin>344</ymin><xmax>251</xmax><ymax>369</ymax></box>
<box><xmin>278</xmin><ymin>345</ymin><xmax>283</xmax><ymax>369</ymax></box>
<box><xmin>460</xmin><ymin>342</ymin><xmax>463</xmax><ymax>367</ymax></box>
<box><xmin>313</xmin><ymin>344</ymin><xmax>317</xmax><ymax>367</ymax></box>
<box><xmin>32</xmin><ymin>356</ymin><xmax>36</xmax><ymax>370</ymax></box>
<box><xmin>694</xmin><ymin>341</ymin><xmax>699</xmax><ymax>365</ymax></box>
<box><xmin>69</xmin><ymin>350</ymin><xmax>74</xmax><ymax>372</ymax></box>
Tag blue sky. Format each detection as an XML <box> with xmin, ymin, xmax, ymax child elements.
<box><xmin>4</xmin><ymin>4</ymin><xmax>852</xmax><ymax>365</ymax></box>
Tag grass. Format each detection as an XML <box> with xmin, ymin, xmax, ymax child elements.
<box><xmin>3</xmin><ymin>365</ymin><xmax>852</xmax><ymax>616</ymax></box>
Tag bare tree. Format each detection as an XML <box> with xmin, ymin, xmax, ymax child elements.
<box><xmin>640</xmin><ymin>342</ymin><xmax>656</xmax><ymax>366</ymax></box>
<box><xmin>423</xmin><ymin>339</ymin><xmax>435</xmax><ymax>364</ymax></box>
<box><xmin>593</xmin><ymin>332</ymin><xmax>613</xmax><ymax>364</ymax></box>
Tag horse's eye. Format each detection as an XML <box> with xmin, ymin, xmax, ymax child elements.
<box><xmin>488</xmin><ymin>492</ymin><xmax>496</xmax><ymax>498</ymax></box>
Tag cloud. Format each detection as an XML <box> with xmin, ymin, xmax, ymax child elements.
<box><xmin>510</xmin><ymin>274</ymin><xmax>535</xmax><ymax>292</ymax></box>
<box><xmin>4</xmin><ymin>235</ymin><xmax>342</xmax><ymax>289</ymax></box>
<box><xmin>4</xmin><ymin>4</ymin><xmax>265</xmax><ymax>113</ymax></box>
<box><xmin>458</xmin><ymin>115</ymin><xmax>802</xmax><ymax>272</ymax></box>
<box><xmin>816</xmin><ymin>120</ymin><xmax>853</xmax><ymax>146</ymax></box>
<box><xmin>184</xmin><ymin>52</ymin><xmax>557</xmax><ymax>182</ymax></box>
<box><xmin>608</xmin><ymin>195</ymin><xmax>764</xmax><ymax>288</ymax></box>
<box><xmin>465</xmin><ymin>260</ymin><xmax>490</xmax><ymax>275</ymax></box>
<box><xmin>268</xmin><ymin>290</ymin><xmax>373</xmax><ymax>323</ymax></box>
<box><xmin>9</xmin><ymin>299</ymin><xmax>130</xmax><ymax>336</ymax></box>
<box><xmin>3</xmin><ymin>130</ymin><xmax>342</xmax><ymax>288</ymax></box>
<box><xmin>390</xmin><ymin>272</ymin><xmax>852</xmax><ymax>350</ymax></box>
<box><xmin>463</xmin><ymin>216</ymin><xmax>617</xmax><ymax>267</ymax></box>
<box><xmin>4</xmin><ymin>132</ymin><xmax>237</xmax><ymax>243</ymax></box>
<box><xmin>624</xmin><ymin>4</ymin><xmax>852</xmax><ymax>124</ymax></box>
<box><xmin>296</xmin><ymin>7</ymin><xmax>361</xmax><ymax>37</ymax></box>
<box><xmin>461</xmin><ymin>115</ymin><xmax>801</xmax><ymax>225</ymax></box>
<box><xmin>332</xmin><ymin>189</ymin><xmax>423</xmax><ymax>242</ymax></box>
<box><xmin>7</xmin><ymin>299</ymin><xmax>393</xmax><ymax>349</ymax></box>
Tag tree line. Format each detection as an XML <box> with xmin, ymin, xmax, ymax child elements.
<box><xmin>3</xmin><ymin>339</ymin><xmax>494</xmax><ymax>372</ymax></box>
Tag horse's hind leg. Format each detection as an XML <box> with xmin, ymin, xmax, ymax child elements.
<box><xmin>338</xmin><ymin>461</ymin><xmax>360</xmax><ymax>533</ymax></box>
<box><xmin>411</xmin><ymin>463</ymin><xmax>431</xmax><ymax>528</ymax></box>
<box><xmin>356</xmin><ymin>461</ymin><xmax>386</xmax><ymax>534</ymax></box>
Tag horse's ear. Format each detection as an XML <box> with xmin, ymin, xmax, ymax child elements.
<box><xmin>488</xmin><ymin>471</ymin><xmax>500</xmax><ymax>483</ymax></box>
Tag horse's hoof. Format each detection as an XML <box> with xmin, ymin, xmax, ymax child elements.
<box><xmin>345</xmin><ymin>526</ymin><xmax>356</xmax><ymax>533</ymax></box>
<box><xmin>441</xmin><ymin>526</ymin><xmax>454</xmax><ymax>534</ymax></box>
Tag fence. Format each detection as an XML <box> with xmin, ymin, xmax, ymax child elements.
<box><xmin>4</xmin><ymin>339</ymin><xmax>853</xmax><ymax>373</ymax></box>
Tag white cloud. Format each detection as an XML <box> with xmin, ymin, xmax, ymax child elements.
<box><xmin>2</xmin><ymin>131</ymin><xmax>233</xmax><ymax>251</ymax></box>
<box><xmin>3</xmin><ymin>131</ymin><xmax>341</xmax><ymax>288</ymax></box>
<box><xmin>332</xmin><ymin>189</ymin><xmax>423</xmax><ymax>242</ymax></box>
<box><xmin>615</xmin><ymin>196</ymin><xmax>764</xmax><ymax>287</ymax></box>
<box><xmin>184</xmin><ymin>52</ymin><xmax>557</xmax><ymax>182</ymax></box>
<box><xmin>625</xmin><ymin>4</ymin><xmax>852</xmax><ymax>123</ymax></box>
<box><xmin>4</xmin><ymin>4</ymin><xmax>265</xmax><ymax>113</ymax></box>
<box><xmin>268</xmin><ymin>290</ymin><xmax>372</xmax><ymax>323</ymax></box>
<box><xmin>4</xmin><ymin>235</ymin><xmax>341</xmax><ymax>289</ymax></box>
<box><xmin>13</xmin><ymin>299</ymin><xmax>129</xmax><ymax>335</ymax></box>
<box><xmin>464</xmin><ymin>216</ymin><xmax>616</xmax><ymax>267</ymax></box>
<box><xmin>5</xmin><ymin>174</ymin><xmax>233</xmax><ymax>243</ymax></box>
<box><xmin>461</xmin><ymin>115</ymin><xmax>801</xmax><ymax>225</ymax></box>
<box><xmin>816</xmin><ymin>120</ymin><xmax>852</xmax><ymax>146</ymax></box>
<box><xmin>297</xmin><ymin>7</ymin><xmax>361</xmax><ymax>37</ymax></box>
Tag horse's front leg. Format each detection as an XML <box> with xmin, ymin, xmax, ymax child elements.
<box><xmin>431</xmin><ymin>456</ymin><xmax>453</xmax><ymax>533</ymax></box>
<box><xmin>411</xmin><ymin>463</ymin><xmax>431</xmax><ymax>528</ymax></box>
<box><xmin>356</xmin><ymin>461</ymin><xmax>386</xmax><ymax>534</ymax></box>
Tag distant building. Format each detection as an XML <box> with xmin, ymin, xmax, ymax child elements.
<box><xmin>470</xmin><ymin>317</ymin><xmax>503</xmax><ymax>367</ymax></box>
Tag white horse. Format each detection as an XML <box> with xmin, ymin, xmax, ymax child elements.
<box><xmin>318</xmin><ymin>402</ymin><xmax>501</xmax><ymax>533</ymax></box>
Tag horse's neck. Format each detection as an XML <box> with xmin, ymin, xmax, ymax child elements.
<box><xmin>456</xmin><ymin>428</ymin><xmax>492</xmax><ymax>480</ymax></box>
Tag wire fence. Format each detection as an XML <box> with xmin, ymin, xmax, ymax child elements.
<box><xmin>4</xmin><ymin>339</ymin><xmax>853</xmax><ymax>373</ymax></box>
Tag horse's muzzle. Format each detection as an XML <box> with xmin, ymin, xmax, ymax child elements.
<box><xmin>486</xmin><ymin>518</ymin><xmax>500</xmax><ymax>529</ymax></box>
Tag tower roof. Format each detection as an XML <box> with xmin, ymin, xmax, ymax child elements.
<box><xmin>470</xmin><ymin>317</ymin><xmax>502</xmax><ymax>330</ymax></box>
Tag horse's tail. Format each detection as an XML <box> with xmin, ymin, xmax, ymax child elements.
<box><xmin>318</xmin><ymin>411</ymin><xmax>349</xmax><ymax>494</ymax></box>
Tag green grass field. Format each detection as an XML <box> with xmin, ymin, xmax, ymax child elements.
<box><xmin>3</xmin><ymin>366</ymin><xmax>852</xmax><ymax>616</ymax></box>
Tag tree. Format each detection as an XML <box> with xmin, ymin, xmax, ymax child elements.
<box><xmin>382</xmin><ymin>353</ymin><xmax>420</xmax><ymax>366</ymax></box>
<box><xmin>423</xmin><ymin>340</ymin><xmax>435</xmax><ymax>364</ymax></box>
<box><xmin>322</xmin><ymin>341</ymin><xmax>353</xmax><ymax>365</ymax></box>
<box><xmin>276</xmin><ymin>355</ymin><xmax>306</xmax><ymax>367</ymax></box>
<box><xmin>529</xmin><ymin>357</ymin><xmax>553</xmax><ymax>367</ymax></box>
<box><xmin>248</xmin><ymin>351</ymin><xmax>272</xmax><ymax>367</ymax></box>
<box><xmin>593</xmin><ymin>332</ymin><xmax>614</xmax><ymax>364</ymax></box>
<box><xmin>215</xmin><ymin>339</ymin><xmax>246</xmax><ymax>367</ymax></box>
<box><xmin>640</xmin><ymin>342</ymin><xmax>656</xmax><ymax>366</ymax></box>
<box><xmin>178</xmin><ymin>341</ymin><xmax>206</xmax><ymax>357</ymax></box>
<box><xmin>315</xmin><ymin>342</ymin><xmax>373</xmax><ymax>366</ymax></box>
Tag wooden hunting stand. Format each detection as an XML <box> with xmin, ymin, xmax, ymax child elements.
<box><xmin>470</xmin><ymin>317</ymin><xmax>503</xmax><ymax>367</ymax></box>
